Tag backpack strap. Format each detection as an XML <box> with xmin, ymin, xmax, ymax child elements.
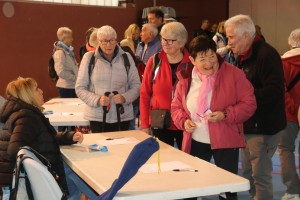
<box><xmin>88</xmin><ymin>53</ymin><xmax>96</xmax><ymax>81</ymax></box>
<box><xmin>152</xmin><ymin>53</ymin><xmax>161</xmax><ymax>84</ymax></box>
<box><xmin>122</xmin><ymin>53</ymin><xmax>130</xmax><ymax>76</ymax></box>
<box><xmin>287</xmin><ymin>71</ymin><xmax>300</xmax><ymax>92</ymax></box>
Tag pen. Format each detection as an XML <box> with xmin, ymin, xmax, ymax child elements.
<box><xmin>106</xmin><ymin>137</ymin><xmax>124</xmax><ymax>140</ymax></box>
<box><xmin>173</xmin><ymin>169</ymin><xmax>198</xmax><ymax>172</ymax></box>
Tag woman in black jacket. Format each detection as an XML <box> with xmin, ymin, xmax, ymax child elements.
<box><xmin>0</xmin><ymin>77</ymin><xmax>96</xmax><ymax>199</ymax></box>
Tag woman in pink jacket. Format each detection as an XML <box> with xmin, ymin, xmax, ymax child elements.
<box><xmin>171</xmin><ymin>36</ymin><xmax>256</xmax><ymax>200</ymax></box>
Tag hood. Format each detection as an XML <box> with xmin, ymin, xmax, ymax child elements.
<box><xmin>282</xmin><ymin>48</ymin><xmax>300</xmax><ymax>67</ymax></box>
<box><xmin>0</xmin><ymin>96</ymin><xmax>39</xmax><ymax>123</ymax></box>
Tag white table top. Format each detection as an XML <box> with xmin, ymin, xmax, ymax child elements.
<box><xmin>43</xmin><ymin>98</ymin><xmax>89</xmax><ymax>126</ymax></box>
<box><xmin>60</xmin><ymin>130</ymin><xmax>250</xmax><ymax>200</ymax></box>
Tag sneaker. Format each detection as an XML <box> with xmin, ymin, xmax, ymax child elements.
<box><xmin>282</xmin><ymin>193</ymin><xmax>300</xmax><ymax>200</ymax></box>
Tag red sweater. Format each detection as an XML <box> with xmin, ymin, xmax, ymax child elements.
<box><xmin>140</xmin><ymin>49</ymin><xmax>193</xmax><ymax>129</ymax></box>
<box><xmin>171</xmin><ymin>61</ymin><xmax>257</xmax><ymax>152</ymax></box>
<box><xmin>282</xmin><ymin>49</ymin><xmax>300</xmax><ymax>123</ymax></box>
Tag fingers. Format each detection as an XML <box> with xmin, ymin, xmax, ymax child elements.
<box><xmin>207</xmin><ymin>112</ymin><xmax>224</xmax><ymax>122</ymax></box>
<box><xmin>184</xmin><ymin>119</ymin><xmax>196</xmax><ymax>133</ymax></box>
<box><xmin>73</xmin><ymin>132</ymin><xmax>84</xmax><ymax>143</ymax></box>
<box><xmin>100</xmin><ymin>95</ymin><xmax>110</xmax><ymax>106</ymax></box>
<box><xmin>113</xmin><ymin>94</ymin><xmax>125</xmax><ymax>104</ymax></box>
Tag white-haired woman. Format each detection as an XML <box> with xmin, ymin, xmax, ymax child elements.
<box><xmin>278</xmin><ymin>28</ymin><xmax>300</xmax><ymax>200</ymax></box>
<box><xmin>140</xmin><ymin>22</ymin><xmax>193</xmax><ymax>149</ymax></box>
<box><xmin>53</xmin><ymin>27</ymin><xmax>78</xmax><ymax>98</ymax></box>
<box><xmin>76</xmin><ymin>25</ymin><xmax>141</xmax><ymax>133</ymax></box>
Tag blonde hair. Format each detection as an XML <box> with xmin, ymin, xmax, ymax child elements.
<box><xmin>57</xmin><ymin>27</ymin><xmax>72</xmax><ymax>41</ymax></box>
<box><xmin>89</xmin><ymin>29</ymin><xmax>99</xmax><ymax>48</ymax></box>
<box><xmin>124</xmin><ymin>24</ymin><xmax>140</xmax><ymax>39</ymax></box>
<box><xmin>288</xmin><ymin>28</ymin><xmax>300</xmax><ymax>48</ymax></box>
<box><xmin>160</xmin><ymin>22</ymin><xmax>188</xmax><ymax>47</ymax></box>
<box><xmin>6</xmin><ymin>77</ymin><xmax>43</xmax><ymax>111</ymax></box>
<box><xmin>217</xmin><ymin>21</ymin><xmax>225</xmax><ymax>33</ymax></box>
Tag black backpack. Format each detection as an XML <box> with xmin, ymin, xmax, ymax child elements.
<box><xmin>48</xmin><ymin>56</ymin><xmax>58</xmax><ymax>82</ymax></box>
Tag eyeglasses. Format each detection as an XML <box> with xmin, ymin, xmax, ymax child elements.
<box><xmin>100</xmin><ymin>39</ymin><xmax>117</xmax><ymax>45</ymax></box>
<box><xmin>161</xmin><ymin>37</ymin><xmax>177</xmax><ymax>45</ymax></box>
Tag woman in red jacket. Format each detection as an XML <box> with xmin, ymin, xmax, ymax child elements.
<box><xmin>171</xmin><ymin>36</ymin><xmax>256</xmax><ymax>200</ymax></box>
<box><xmin>140</xmin><ymin>22</ymin><xmax>193</xmax><ymax>148</ymax></box>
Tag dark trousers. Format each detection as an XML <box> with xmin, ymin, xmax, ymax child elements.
<box><xmin>90</xmin><ymin>121</ymin><xmax>130</xmax><ymax>133</ymax></box>
<box><xmin>152</xmin><ymin>129</ymin><xmax>183</xmax><ymax>149</ymax></box>
<box><xmin>191</xmin><ymin>139</ymin><xmax>239</xmax><ymax>200</ymax></box>
<box><xmin>57</xmin><ymin>87</ymin><xmax>77</xmax><ymax>98</ymax></box>
<box><xmin>57</xmin><ymin>88</ymin><xmax>77</xmax><ymax>131</ymax></box>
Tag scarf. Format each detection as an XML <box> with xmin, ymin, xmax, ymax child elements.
<box><xmin>55</xmin><ymin>41</ymin><xmax>76</xmax><ymax>60</ymax></box>
<box><xmin>194</xmin><ymin>67</ymin><xmax>216</xmax><ymax>122</ymax></box>
<box><xmin>86</xmin><ymin>43</ymin><xmax>96</xmax><ymax>52</ymax></box>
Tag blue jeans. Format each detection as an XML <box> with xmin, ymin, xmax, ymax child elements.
<box><xmin>63</xmin><ymin>162</ymin><xmax>97</xmax><ymax>200</ymax></box>
<box><xmin>128</xmin><ymin>104</ymin><xmax>139</xmax><ymax>130</ymax></box>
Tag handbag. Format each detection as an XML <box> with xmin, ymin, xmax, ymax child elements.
<box><xmin>150</xmin><ymin>109</ymin><xmax>171</xmax><ymax>129</ymax></box>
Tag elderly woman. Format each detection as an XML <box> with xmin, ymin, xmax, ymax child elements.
<box><xmin>53</xmin><ymin>27</ymin><xmax>78</xmax><ymax>98</ymax></box>
<box><xmin>140</xmin><ymin>22</ymin><xmax>193</xmax><ymax>148</ymax></box>
<box><xmin>0</xmin><ymin>77</ymin><xmax>97</xmax><ymax>199</ymax></box>
<box><xmin>171</xmin><ymin>36</ymin><xmax>256</xmax><ymax>200</ymax></box>
<box><xmin>278</xmin><ymin>28</ymin><xmax>300</xmax><ymax>200</ymax></box>
<box><xmin>120</xmin><ymin>24</ymin><xmax>141</xmax><ymax>54</ymax></box>
<box><xmin>76</xmin><ymin>25</ymin><xmax>141</xmax><ymax>133</ymax></box>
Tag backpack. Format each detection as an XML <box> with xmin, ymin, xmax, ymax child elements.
<box><xmin>48</xmin><ymin>57</ymin><xmax>58</xmax><ymax>82</ymax></box>
<box><xmin>48</xmin><ymin>50</ymin><xmax>66</xmax><ymax>83</ymax></box>
<box><xmin>10</xmin><ymin>146</ymin><xmax>65</xmax><ymax>200</ymax></box>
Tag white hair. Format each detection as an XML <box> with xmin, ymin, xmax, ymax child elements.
<box><xmin>97</xmin><ymin>25</ymin><xmax>117</xmax><ymax>40</ymax></box>
<box><xmin>224</xmin><ymin>15</ymin><xmax>256</xmax><ymax>38</ymax></box>
<box><xmin>288</xmin><ymin>28</ymin><xmax>300</xmax><ymax>48</ymax></box>
<box><xmin>89</xmin><ymin>29</ymin><xmax>99</xmax><ymax>48</ymax></box>
<box><xmin>142</xmin><ymin>23</ymin><xmax>158</xmax><ymax>37</ymax></box>
<box><xmin>57</xmin><ymin>27</ymin><xmax>72</xmax><ymax>41</ymax></box>
<box><xmin>160</xmin><ymin>22</ymin><xmax>188</xmax><ymax>47</ymax></box>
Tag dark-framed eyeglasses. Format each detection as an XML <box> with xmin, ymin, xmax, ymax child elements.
<box><xmin>100</xmin><ymin>39</ymin><xmax>117</xmax><ymax>45</ymax></box>
<box><xmin>161</xmin><ymin>37</ymin><xmax>177</xmax><ymax>45</ymax></box>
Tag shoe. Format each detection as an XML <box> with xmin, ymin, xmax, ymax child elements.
<box><xmin>282</xmin><ymin>193</ymin><xmax>300</xmax><ymax>200</ymax></box>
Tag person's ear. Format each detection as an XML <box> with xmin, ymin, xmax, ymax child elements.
<box><xmin>189</xmin><ymin>56</ymin><xmax>196</xmax><ymax>66</ymax></box>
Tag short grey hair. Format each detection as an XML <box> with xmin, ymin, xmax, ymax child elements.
<box><xmin>288</xmin><ymin>28</ymin><xmax>300</xmax><ymax>48</ymax></box>
<box><xmin>160</xmin><ymin>22</ymin><xmax>188</xmax><ymax>47</ymax></box>
<box><xmin>97</xmin><ymin>25</ymin><xmax>117</xmax><ymax>40</ymax></box>
<box><xmin>142</xmin><ymin>23</ymin><xmax>158</xmax><ymax>37</ymax></box>
<box><xmin>57</xmin><ymin>27</ymin><xmax>72</xmax><ymax>41</ymax></box>
<box><xmin>224</xmin><ymin>15</ymin><xmax>256</xmax><ymax>38</ymax></box>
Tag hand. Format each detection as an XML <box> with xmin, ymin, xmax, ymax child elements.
<box><xmin>184</xmin><ymin>119</ymin><xmax>196</xmax><ymax>133</ymax></box>
<box><xmin>112</xmin><ymin>94</ymin><xmax>125</xmax><ymax>104</ymax></box>
<box><xmin>226</xmin><ymin>45</ymin><xmax>231</xmax><ymax>51</ymax></box>
<box><xmin>206</xmin><ymin>111</ymin><xmax>225</xmax><ymax>122</ymax></box>
<box><xmin>99</xmin><ymin>95</ymin><xmax>110</xmax><ymax>106</ymax></box>
<box><xmin>73</xmin><ymin>132</ymin><xmax>84</xmax><ymax>143</ymax></box>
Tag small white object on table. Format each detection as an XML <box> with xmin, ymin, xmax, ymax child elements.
<box><xmin>43</xmin><ymin>98</ymin><xmax>89</xmax><ymax>127</ymax></box>
<box><xmin>61</xmin><ymin>130</ymin><xmax>250</xmax><ymax>200</ymax></box>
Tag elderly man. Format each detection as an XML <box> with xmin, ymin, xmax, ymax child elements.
<box><xmin>76</xmin><ymin>25</ymin><xmax>141</xmax><ymax>133</ymax></box>
<box><xmin>147</xmin><ymin>8</ymin><xmax>164</xmax><ymax>34</ymax></box>
<box><xmin>225</xmin><ymin>15</ymin><xmax>286</xmax><ymax>200</ymax></box>
<box><xmin>135</xmin><ymin>23</ymin><xmax>162</xmax><ymax>65</ymax></box>
<box><xmin>278</xmin><ymin>28</ymin><xmax>300</xmax><ymax>200</ymax></box>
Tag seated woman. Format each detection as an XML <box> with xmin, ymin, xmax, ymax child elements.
<box><xmin>171</xmin><ymin>36</ymin><xmax>257</xmax><ymax>200</ymax></box>
<box><xmin>0</xmin><ymin>77</ymin><xmax>97</xmax><ymax>200</ymax></box>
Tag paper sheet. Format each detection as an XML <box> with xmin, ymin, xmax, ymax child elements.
<box><xmin>140</xmin><ymin>161</ymin><xmax>191</xmax><ymax>173</ymax></box>
<box><xmin>96</xmin><ymin>137</ymin><xmax>139</xmax><ymax>146</ymax></box>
